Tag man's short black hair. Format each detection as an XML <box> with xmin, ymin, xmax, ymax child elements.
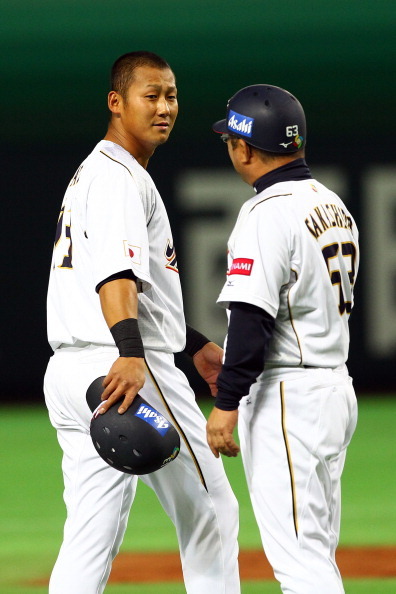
<box><xmin>110</xmin><ymin>51</ymin><xmax>173</xmax><ymax>99</ymax></box>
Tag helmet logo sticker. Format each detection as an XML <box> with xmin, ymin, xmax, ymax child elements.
<box><xmin>227</xmin><ymin>110</ymin><xmax>254</xmax><ymax>137</ymax></box>
<box><xmin>280</xmin><ymin>125</ymin><xmax>304</xmax><ymax>150</ymax></box>
<box><xmin>135</xmin><ymin>404</ymin><xmax>170</xmax><ymax>436</ymax></box>
<box><xmin>293</xmin><ymin>134</ymin><xmax>304</xmax><ymax>149</ymax></box>
<box><xmin>161</xmin><ymin>446</ymin><xmax>180</xmax><ymax>468</ymax></box>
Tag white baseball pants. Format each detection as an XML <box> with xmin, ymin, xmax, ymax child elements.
<box><xmin>238</xmin><ymin>365</ymin><xmax>357</xmax><ymax>594</ymax></box>
<box><xmin>44</xmin><ymin>344</ymin><xmax>240</xmax><ymax>594</ymax></box>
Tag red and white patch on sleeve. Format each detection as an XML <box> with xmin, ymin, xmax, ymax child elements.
<box><xmin>228</xmin><ymin>258</ymin><xmax>254</xmax><ymax>276</ymax></box>
<box><xmin>123</xmin><ymin>241</ymin><xmax>141</xmax><ymax>265</ymax></box>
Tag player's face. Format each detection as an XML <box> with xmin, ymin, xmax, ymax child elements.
<box><xmin>118</xmin><ymin>66</ymin><xmax>178</xmax><ymax>151</ymax></box>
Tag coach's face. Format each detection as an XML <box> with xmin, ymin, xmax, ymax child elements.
<box><xmin>108</xmin><ymin>65</ymin><xmax>178</xmax><ymax>162</ymax></box>
<box><xmin>226</xmin><ymin>137</ymin><xmax>256</xmax><ymax>186</ymax></box>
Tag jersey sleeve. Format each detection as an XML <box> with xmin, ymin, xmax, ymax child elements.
<box><xmin>86</xmin><ymin>166</ymin><xmax>152</xmax><ymax>292</ymax></box>
<box><xmin>217</xmin><ymin>201</ymin><xmax>291</xmax><ymax>318</ymax></box>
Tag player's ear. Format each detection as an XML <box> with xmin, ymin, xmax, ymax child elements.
<box><xmin>108</xmin><ymin>91</ymin><xmax>123</xmax><ymax>114</ymax></box>
<box><xmin>240</xmin><ymin>140</ymin><xmax>253</xmax><ymax>164</ymax></box>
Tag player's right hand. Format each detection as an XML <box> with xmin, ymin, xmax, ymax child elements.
<box><xmin>98</xmin><ymin>357</ymin><xmax>146</xmax><ymax>415</ymax></box>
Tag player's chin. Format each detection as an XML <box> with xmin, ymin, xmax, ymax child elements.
<box><xmin>152</xmin><ymin>127</ymin><xmax>172</xmax><ymax>144</ymax></box>
<box><xmin>156</xmin><ymin>135</ymin><xmax>170</xmax><ymax>146</ymax></box>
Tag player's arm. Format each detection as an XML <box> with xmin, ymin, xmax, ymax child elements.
<box><xmin>97</xmin><ymin>276</ymin><xmax>146</xmax><ymax>415</ymax></box>
<box><xmin>184</xmin><ymin>325</ymin><xmax>223</xmax><ymax>397</ymax></box>
<box><xmin>206</xmin><ymin>301</ymin><xmax>275</xmax><ymax>457</ymax></box>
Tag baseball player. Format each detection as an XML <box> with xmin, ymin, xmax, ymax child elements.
<box><xmin>206</xmin><ymin>84</ymin><xmax>359</xmax><ymax>593</ymax></box>
<box><xmin>44</xmin><ymin>51</ymin><xmax>240</xmax><ymax>594</ymax></box>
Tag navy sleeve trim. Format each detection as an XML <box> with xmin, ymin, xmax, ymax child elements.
<box><xmin>95</xmin><ymin>269</ymin><xmax>138</xmax><ymax>293</ymax></box>
<box><xmin>215</xmin><ymin>302</ymin><xmax>275</xmax><ymax>411</ymax></box>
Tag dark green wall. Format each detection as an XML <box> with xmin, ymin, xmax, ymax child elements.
<box><xmin>1</xmin><ymin>1</ymin><xmax>395</xmax><ymax>398</ymax></box>
<box><xmin>2</xmin><ymin>1</ymin><xmax>394</xmax><ymax>144</ymax></box>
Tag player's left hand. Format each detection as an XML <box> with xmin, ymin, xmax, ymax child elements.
<box><xmin>206</xmin><ymin>407</ymin><xmax>240</xmax><ymax>458</ymax></box>
<box><xmin>193</xmin><ymin>342</ymin><xmax>223</xmax><ymax>396</ymax></box>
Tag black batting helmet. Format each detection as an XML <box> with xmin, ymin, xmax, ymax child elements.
<box><xmin>212</xmin><ymin>84</ymin><xmax>306</xmax><ymax>154</ymax></box>
<box><xmin>86</xmin><ymin>377</ymin><xmax>180</xmax><ymax>475</ymax></box>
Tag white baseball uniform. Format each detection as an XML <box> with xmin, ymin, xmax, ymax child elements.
<box><xmin>217</xmin><ymin>166</ymin><xmax>359</xmax><ymax>593</ymax></box>
<box><xmin>44</xmin><ymin>140</ymin><xmax>240</xmax><ymax>594</ymax></box>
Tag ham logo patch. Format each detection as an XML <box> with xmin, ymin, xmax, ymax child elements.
<box><xmin>228</xmin><ymin>258</ymin><xmax>254</xmax><ymax>276</ymax></box>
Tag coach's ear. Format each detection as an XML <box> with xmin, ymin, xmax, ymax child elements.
<box><xmin>107</xmin><ymin>90</ymin><xmax>123</xmax><ymax>115</ymax></box>
<box><xmin>238</xmin><ymin>139</ymin><xmax>254</xmax><ymax>165</ymax></box>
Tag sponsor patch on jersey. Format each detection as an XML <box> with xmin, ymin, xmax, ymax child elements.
<box><xmin>228</xmin><ymin>258</ymin><xmax>254</xmax><ymax>276</ymax></box>
<box><xmin>124</xmin><ymin>241</ymin><xmax>141</xmax><ymax>265</ymax></box>
<box><xmin>227</xmin><ymin>110</ymin><xmax>254</xmax><ymax>138</ymax></box>
<box><xmin>135</xmin><ymin>404</ymin><xmax>170</xmax><ymax>436</ymax></box>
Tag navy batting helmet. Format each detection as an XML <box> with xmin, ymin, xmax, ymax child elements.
<box><xmin>86</xmin><ymin>377</ymin><xmax>180</xmax><ymax>475</ymax></box>
<box><xmin>212</xmin><ymin>84</ymin><xmax>306</xmax><ymax>154</ymax></box>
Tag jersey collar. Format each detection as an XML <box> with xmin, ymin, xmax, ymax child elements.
<box><xmin>253</xmin><ymin>158</ymin><xmax>312</xmax><ymax>194</ymax></box>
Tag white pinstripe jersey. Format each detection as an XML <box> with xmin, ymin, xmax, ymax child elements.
<box><xmin>217</xmin><ymin>178</ymin><xmax>359</xmax><ymax>367</ymax></box>
<box><xmin>47</xmin><ymin>140</ymin><xmax>185</xmax><ymax>352</ymax></box>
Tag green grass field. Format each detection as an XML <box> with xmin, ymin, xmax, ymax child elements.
<box><xmin>1</xmin><ymin>396</ymin><xmax>395</xmax><ymax>593</ymax></box>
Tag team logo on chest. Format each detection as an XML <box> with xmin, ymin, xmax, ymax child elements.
<box><xmin>228</xmin><ymin>257</ymin><xmax>254</xmax><ymax>276</ymax></box>
<box><xmin>165</xmin><ymin>240</ymin><xmax>179</xmax><ymax>273</ymax></box>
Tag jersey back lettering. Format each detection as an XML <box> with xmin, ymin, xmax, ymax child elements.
<box><xmin>217</xmin><ymin>179</ymin><xmax>359</xmax><ymax>367</ymax></box>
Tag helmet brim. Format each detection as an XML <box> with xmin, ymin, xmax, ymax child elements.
<box><xmin>212</xmin><ymin>118</ymin><xmax>228</xmax><ymax>134</ymax></box>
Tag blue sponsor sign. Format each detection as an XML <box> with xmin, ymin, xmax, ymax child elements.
<box><xmin>227</xmin><ymin>109</ymin><xmax>254</xmax><ymax>137</ymax></box>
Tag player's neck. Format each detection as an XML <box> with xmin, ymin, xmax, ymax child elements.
<box><xmin>103</xmin><ymin>128</ymin><xmax>153</xmax><ymax>169</ymax></box>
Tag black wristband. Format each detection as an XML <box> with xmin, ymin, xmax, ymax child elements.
<box><xmin>110</xmin><ymin>318</ymin><xmax>144</xmax><ymax>358</ymax></box>
<box><xmin>184</xmin><ymin>324</ymin><xmax>211</xmax><ymax>357</ymax></box>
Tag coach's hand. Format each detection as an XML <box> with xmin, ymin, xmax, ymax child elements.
<box><xmin>193</xmin><ymin>342</ymin><xmax>223</xmax><ymax>397</ymax></box>
<box><xmin>99</xmin><ymin>356</ymin><xmax>146</xmax><ymax>415</ymax></box>
<box><xmin>206</xmin><ymin>407</ymin><xmax>240</xmax><ymax>458</ymax></box>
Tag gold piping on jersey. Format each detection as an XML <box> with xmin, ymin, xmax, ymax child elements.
<box><xmin>280</xmin><ymin>382</ymin><xmax>299</xmax><ymax>538</ymax></box>
<box><xmin>249</xmin><ymin>193</ymin><xmax>293</xmax><ymax>213</ymax></box>
<box><xmin>100</xmin><ymin>150</ymin><xmax>134</xmax><ymax>177</ymax></box>
<box><xmin>287</xmin><ymin>269</ymin><xmax>303</xmax><ymax>365</ymax></box>
<box><xmin>144</xmin><ymin>360</ymin><xmax>208</xmax><ymax>491</ymax></box>
<box><xmin>99</xmin><ymin>149</ymin><xmax>156</xmax><ymax>227</ymax></box>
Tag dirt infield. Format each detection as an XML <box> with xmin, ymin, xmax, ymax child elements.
<box><xmin>30</xmin><ymin>546</ymin><xmax>396</xmax><ymax>586</ymax></box>
<box><xmin>108</xmin><ymin>546</ymin><xmax>396</xmax><ymax>583</ymax></box>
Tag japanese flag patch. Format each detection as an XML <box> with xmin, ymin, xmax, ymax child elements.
<box><xmin>124</xmin><ymin>241</ymin><xmax>141</xmax><ymax>265</ymax></box>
